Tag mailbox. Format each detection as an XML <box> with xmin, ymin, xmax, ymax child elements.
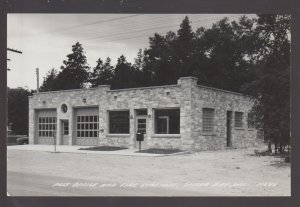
<box><xmin>136</xmin><ymin>132</ymin><xmax>144</xmax><ymax>141</ymax></box>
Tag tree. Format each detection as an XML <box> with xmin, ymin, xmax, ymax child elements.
<box><xmin>244</xmin><ymin>14</ymin><xmax>291</xmax><ymax>153</ymax></box>
<box><xmin>175</xmin><ymin>16</ymin><xmax>195</xmax><ymax>76</ymax></box>
<box><xmin>90</xmin><ymin>57</ymin><xmax>114</xmax><ymax>87</ymax></box>
<box><xmin>111</xmin><ymin>55</ymin><xmax>138</xmax><ymax>89</ymax></box>
<box><xmin>40</xmin><ymin>68</ymin><xmax>58</xmax><ymax>92</ymax></box>
<box><xmin>7</xmin><ymin>87</ymin><xmax>32</xmax><ymax>135</ymax></box>
<box><xmin>55</xmin><ymin>42</ymin><xmax>90</xmax><ymax>90</ymax></box>
<box><xmin>193</xmin><ymin>17</ymin><xmax>257</xmax><ymax>92</ymax></box>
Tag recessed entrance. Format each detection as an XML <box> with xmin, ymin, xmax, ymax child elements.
<box><xmin>135</xmin><ymin>109</ymin><xmax>147</xmax><ymax>149</ymax></box>
<box><xmin>226</xmin><ymin>111</ymin><xmax>232</xmax><ymax>147</ymax></box>
<box><xmin>61</xmin><ymin>120</ymin><xmax>69</xmax><ymax>145</ymax></box>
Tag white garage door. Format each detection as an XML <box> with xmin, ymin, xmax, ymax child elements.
<box><xmin>37</xmin><ymin>109</ymin><xmax>57</xmax><ymax>145</ymax></box>
<box><xmin>75</xmin><ymin>107</ymin><xmax>99</xmax><ymax>146</ymax></box>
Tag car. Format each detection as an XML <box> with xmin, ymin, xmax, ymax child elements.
<box><xmin>7</xmin><ymin>128</ymin><xmax>29</xmax><ymax>145</ymax></box>
<box><xmin>16</xmin><ymin>137</ymin><xmax>29</xmax><ymax>145</ymax></box>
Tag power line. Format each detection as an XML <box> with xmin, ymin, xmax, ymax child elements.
<box><xmin>52</xmin><ymin>14</ymin><xmax>142</xmax><ymax>33</ymax></box>
<box><xmin>83</xmin><ymin>15</ymin><xmax>241</xmax><ymax>41</ymax></box>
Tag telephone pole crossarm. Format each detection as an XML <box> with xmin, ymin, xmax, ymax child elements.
<box><xmin>7</xmin><ymin>48</ymin><xmax>22</xmax><ymax>54</ymax></box>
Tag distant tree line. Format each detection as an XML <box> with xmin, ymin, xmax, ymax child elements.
<box><xmin>8</xmin><ymin>15</ymin><xmax>290</xmax><ymax>155</ymax></box>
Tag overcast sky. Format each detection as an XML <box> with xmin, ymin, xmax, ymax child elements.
<box><xmin>7</xmin><ymin>14</ymin><xmax>257</xmax><ymax>90</ymax></box>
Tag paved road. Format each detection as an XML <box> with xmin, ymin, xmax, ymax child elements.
<box><xmin>7</xmin><ymin>171</ymin><xmax>202</xmax><ymax>196</ymax></box>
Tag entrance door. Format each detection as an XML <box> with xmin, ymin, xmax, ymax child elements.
<box><xmin>135</xmin><ymin>117</ymin><xmax>147</xmax><ymax>148</ymax></box>
<box><xmin>226</xmin><ymin>111</ymin><xmax>232</xmax><ymax>147</ymax></box>
<box><xmin>61</xmin><ymin>120</ymin><xmax>69</xmax><ymax>145</ymax></box>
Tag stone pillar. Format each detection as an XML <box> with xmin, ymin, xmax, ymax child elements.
<box><xmin>177</xmin><ymin>77</ymin><xmax>198</xmax><ymax>151</ymax></box>
<box><xmin>28</xmin><ymin>98</ymin><xmax>35</xmax><ymax>144</ymax></box>
<box><xmin>129</xmin><ymin>108</ymin><xmax>135</xmax><ymax>148</ymax></box>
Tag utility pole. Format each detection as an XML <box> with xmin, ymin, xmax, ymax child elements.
<box><xmin>7</xmin><ymin>47</ymin><xmax>22</xmax><ymax>71</ymax></box>
<box><xmin>36</xmin><ymin>68</ymin><xmax>39</xmax><ymax>93</ymax></box>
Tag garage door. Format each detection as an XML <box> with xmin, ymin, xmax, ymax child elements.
<box><xmin>75</xmin><ymin>107</ymin><xmax>99</xmax><ymax>146</ymax></box>
<box><xmin>37</xmin><ymin>109</ymin><xmax>57</xmax><ymax>145</ymax></box>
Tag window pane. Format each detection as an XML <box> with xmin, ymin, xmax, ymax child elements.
<box><xmin>248</xmin><ymin>113</ymin><xmax>255</xmax><ymax>128</ymax></box>
<box><xmin>81</xmin><ymin>131</ymin><xmax>84</xmax><ymax>137</ymax></box>
<box><xmin>109</xmin><ymin>111</ymin><xmax>130</xmax><ymax>134</ymax></box>
<box><xmin>235</xmin><ymin>112</ymin><xmax>243</xmax><ymax>128</ymax></box>
<box><xmin>94</xmin><ymin>131</ymin><xmax>98</xmax><ymax>137</ymax></box>
<box><xmin>77</xmin><ymin>124</ymin><xmax>80</xmax><ymax>130</ymax></box>
<box><xmin>77</xmin><ymin>131</ymin><xmax>80</xmax><ymax>137</ymax></box>
<box><xmin>203</xmin><ymin>108</ymin><xmax>214</xmax><ymax>133</ymax></box>
<box><xmin>154</xmin><ymin>109</ymin><xmax>180</xmax><ymax>134</ymax></box>
<box><xmin>85</xmin><ymin>131</ymin><xmax>89</xmax><ymax>137</ymax></box>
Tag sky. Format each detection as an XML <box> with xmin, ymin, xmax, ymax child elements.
<box><xmin>7</xmin><ymin>14</ymin><xmax>257</xmax><ymax>90</ymax></box>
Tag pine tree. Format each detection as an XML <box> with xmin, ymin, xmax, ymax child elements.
<box><xmin>90</xmin><ymin>57</ymin><xmax>114</xmax><ymax>87</ymax></box>
<box><xmin>55</xmin><ymin>42</ymin><xmax>90</xmax><ymax>90</ymax></box>
<box><xmin>40</xmin><ymin>68</ymin><xmax>58</xmax><ymax>92</ymax></box>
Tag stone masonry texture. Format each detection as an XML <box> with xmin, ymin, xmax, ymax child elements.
<box><xmin>28</xmin><ymin>77</ymin><xmax>259</xmax><ymax>151</ymax></box>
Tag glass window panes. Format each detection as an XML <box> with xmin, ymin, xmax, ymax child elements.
<box><xmin>203</xmin><ymin>108</ymin><xmax>214</xmax><ymax>133</ymax></box>
<box><xmin>154</xmin><ymin>109</ymin><xmax>180</xmax><ymax>134</ymax></box>
<box><xmin>38</xmin><ymin>116</ymin><xmax>56</xmax><ymax>137</ymax></box>
<box><xmin>235</xmin><ymin>112</ymin><xmax>244</xmax><ymax>128</ymax></box>
<box><xmin>109</xmin><ymin>111</ymin><xmax>130</xmax><ymax>134</ymax></box>
<box><xmin>247</xmin><ymin>113</ymin><xmax>255</xmax><ymax>129</ymax></box>
<box><xmin>76</xmin><ymin>115</ymin><xmax>99</xmax><ymax>138</ymax></box>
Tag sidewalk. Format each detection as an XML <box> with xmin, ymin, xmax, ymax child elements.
<box><xmin>7</xmin><ymin>144</ymin><xmax>185</xmax><ymax>157</ymax></box>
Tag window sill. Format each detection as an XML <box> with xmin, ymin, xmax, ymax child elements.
<box><xmin>202</xmin><ymin>132</ymin><xmax>217</xmax><ymax>136</ymax></box>
<box><xmin>248</xmin><ymin>128</ymin><xmax>255</xmax><ymax>131</ymax></box>
<box><xmin>151</xmin><ymin>134</ymin><xmax>181</xmax><ymax>138</ymax></box>
<box><xmin>234</xmin><ymin>127</ymin><xmax>245</xmax><ymax>130</ymax></box>
<box><xmin>107</xmin><ymin>134</ymin><xmax>130</xmax><ymax>137</ymax></box>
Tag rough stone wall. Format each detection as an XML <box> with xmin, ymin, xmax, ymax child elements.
<box><xmin>192</xmin><ymin>85</ymin><xmax>258</xmax><ymax>151</ymax></box>
<box><xmin>28</xmin><ymin>77</ymin><xmax>258</xmax><ymax>151</ymax></box>
<box><xmin>29</xmin><ymin>79</ymin><xmax>194</xmax><ymax>150</ymax></box>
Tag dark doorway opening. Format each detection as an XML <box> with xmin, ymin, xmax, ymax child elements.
<box><xmin>226</xmin><ymin>111</ymin><xmax>232</xmax><ymax>147</ymax></box>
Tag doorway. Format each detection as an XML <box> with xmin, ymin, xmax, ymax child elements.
<box><xmin>226</xmin><ymin>111</ymin><xmax>232</xmax><ymax>147</ymax></box>
<box><xmin>61</xmin><ymin>120</ymin><xmax>69</xmax><ymax>145</ymax></box>
<box><xmin>135</xmin><ymin>109</ymin><xmax>147</xmax><ymax>149</ymax></box>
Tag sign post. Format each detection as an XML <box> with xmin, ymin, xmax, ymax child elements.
<box><xmin>53</xmin><ymin>130</ymin><xmax>56</xmax><ymax>153</ymax></box>
<box><xmin>136</xmin><ymin>132</ymin><xmax>144</xmax><ymax>152</ymax></box>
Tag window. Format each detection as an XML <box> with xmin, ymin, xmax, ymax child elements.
<box><xmin>235</xmin><ymin>112</ymin><xmax>243</xmax><ymax>128</ymax></box>
<box><xmin>38</xmin><ymin>116</ymin><xmax>56</xmax><ymax>137</ymax></box>
<box><xmin>63</xmin><ymin>121</ymin><xmax>69</xmax><ymax>135</ymax></box>
<box><xmin>109</xmin><ymin>111</ymin><xmax>130</xmax><ymax>134</ymax></box>
<box><xmin>76</xmin><ymin>115</ymin><xmax>99</xmax><ymax>138</ymax></box>
<box><xmin>247</xmin><ymin>112</ymin><xmax>255</xmax><ymax>129</ymax></box>
<box><xmin>202</xmin><ymin>108</ymin><xmax>214</xmax><ymax>133</ymax></box>
<box><xmin>154</xmin><ymin>108</ymin><xmax>180</xmax><ymax>134</ymax></box>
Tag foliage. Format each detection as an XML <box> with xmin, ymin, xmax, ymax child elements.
<box><xmin>40</xmin><ymin>68</ymin><xmax>58</xmax><ymax>92</ymax></box>
<box><xmin>243</xmin><ymin>14</ymin><xmax>291</xmax><ymax>153</ymax></box>
<box><xmin>7</xmin><ymin>87</ymin><xmax>32</xmax><ymax>135</ymax></box>
<box><xmin>90</xmin><ymin>57</ymin><xmax>114</xmax><ymax>87</ymax></box>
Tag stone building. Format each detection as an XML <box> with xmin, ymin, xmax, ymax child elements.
<box><xmin>28</xmin><ymin>77</ymin><xmax>258</xmax><ymax>151</ymax></box>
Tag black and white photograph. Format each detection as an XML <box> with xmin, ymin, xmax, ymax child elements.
<box><xmin>6</xmin><ymin>12</ymin><xmax>291</xmax><ymax>197</ymax></box>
